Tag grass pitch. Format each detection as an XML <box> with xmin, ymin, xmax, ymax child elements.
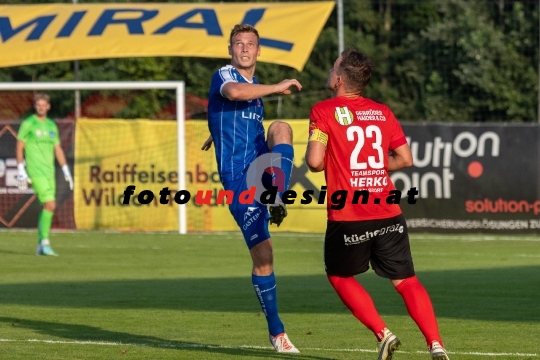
<box><xmin>0</xmin><ymin>231</ymin><xmax>538</xmax><ymax>360</ymax></box>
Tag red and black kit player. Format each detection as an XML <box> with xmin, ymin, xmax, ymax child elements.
<box><xmin>305</xmin><ymin>48</ymin><xmax>450</xmax><ymax>360</ymax></box>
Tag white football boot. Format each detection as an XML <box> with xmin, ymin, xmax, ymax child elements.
<box><xmin>430</xmin><ymin>341</ymin><xmax>450</xmax><ymax>360</ymax></box>
<box><xmin>377</xmin><ymin>328</ymin><xmax>401</xmax><ymax>360</ymax></box>
<box><xmin>269</xmin><ymin>332</ymin><xmax>300</xmax><ymax>353</ymax></box>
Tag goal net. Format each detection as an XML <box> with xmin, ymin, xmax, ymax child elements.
<box><xmin>0</xmin><ymin>81</ymin><xmax>214</xmax><ymax>234</ymax></box>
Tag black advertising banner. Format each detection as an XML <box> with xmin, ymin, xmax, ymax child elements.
<box><xmin>0</xmin><ymin>121</ymin><xmax>75</xmax><ymax>229</ymax></box>
<box><xmin>395</xmin><ymin>123</ymin><xmax>540</xmax><ymax>233</ymax></box>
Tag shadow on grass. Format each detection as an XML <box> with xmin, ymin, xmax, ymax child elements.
<box><xmin>0</xmin><ymin>317</ymin><xmax>333</xmax><ymax>360</ymax></box>
<box><xmin>0</xmin><ymin>249</ymin><xmax>34</xmax><ymax>256</ymax></box>
<box><xmin>0</xmin><ymin>266</ymin><xmax>538</xmax><ymax>323</ymax></box>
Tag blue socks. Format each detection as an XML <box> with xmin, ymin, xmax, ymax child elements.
<box><xmin>252</xmin><ymin>144</ymin><xmax>291</xmax><ymax>336</ymax></box>
<box><xmin>252</xmin><ymin>272</ymin><xmax>284</xmax><ymax>336</ymax></box>
<box><xmin>272</xmin><ymin>143</ymin><xmax>294</xmax><ymax>199</ymax></box>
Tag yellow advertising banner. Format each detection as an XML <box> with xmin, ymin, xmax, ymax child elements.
<box><xmin>75</xmin><ymin>119</ymin><xmax>327</xmax><ymax>232</ymax></box>
<box><xmin>187</xmin><ymin>120</ymin><xmax>328</xmax><ymax>234</ymax></box>
<box><xmin>0</xmin><ymin>2</ymin><xmax>334</xmax><ymax>71</ymax></box>
<box><xmin>74</xmin><ymin>119</ymin><xmax>179</xmax><ymax>231</ymax></box>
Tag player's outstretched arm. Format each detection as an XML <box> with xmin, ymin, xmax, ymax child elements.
<box><xmin>388</xmin><ymin>143</ymin><xmax>413</xmax><ymax>172</ymax></box>
<box><xmin>54</xmin><ymin>144</ymin><xmax>73</xmax><ymax>190</ymax></box>
<box><xmin>201</xmin><ymin>135</ymin><xmax>213</xmax><ymax>151</ymax></box>
<box><xmin>222</xmin><ymin>79</ymin><xmax>302</xmax><ymax>101</ymax></box>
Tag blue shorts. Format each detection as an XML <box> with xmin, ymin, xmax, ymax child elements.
<box><xmin>223</xmin><ymin>143</ymin><xmax>271</xmax><ymax>249</ymax></box>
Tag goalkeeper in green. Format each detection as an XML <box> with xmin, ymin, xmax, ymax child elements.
<box><xmin>16</xmin><ymin>93</ymin><xmax>73</xmax><ymax>256</ymax></box>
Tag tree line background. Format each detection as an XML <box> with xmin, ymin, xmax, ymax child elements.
<box><xmin>1</xmin><ymin>0</ymin><xmax>538</xmax><ymax>122</ymax></box>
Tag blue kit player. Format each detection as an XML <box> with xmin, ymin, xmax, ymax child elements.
<box><xmin>202</xmin><ymin>24</ymin><xmax>302</xmax><ymax>352</ymax></box>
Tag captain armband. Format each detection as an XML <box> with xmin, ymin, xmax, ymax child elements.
<box><xmin>308</xmin><ymin>128</ymin><xmax>328</xmax><ymax>146</ymax></box>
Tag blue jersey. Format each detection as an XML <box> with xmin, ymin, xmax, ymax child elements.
<box><xmin>208</xmin><ymin>65</ymin><xmax>266</xmax><ymax>184</ymax></box>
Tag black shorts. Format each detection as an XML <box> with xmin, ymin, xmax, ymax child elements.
<box><xmin>324</xmin><ymin>214</ymin><xmax>415</xmax><ymax>279</ymax></box>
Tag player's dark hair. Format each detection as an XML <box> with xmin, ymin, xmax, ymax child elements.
<box><xmin>34</xmin><ymin>93</ymin><xmax>50</xmax><ymax>104</ymax></box>
<box><xmin>338</xmin><ymin>48</ymin><xmax>373</xmax><ymax>94</ymax></box>
<box><xmin>229</xmin><ymin>24</ymin><xmax>259</xmax><ymax>46</ymax></box>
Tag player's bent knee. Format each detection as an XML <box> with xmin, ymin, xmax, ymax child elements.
<box><xmin>43</xmin><ymin>201</ymin><xmax>56</xmax><ymax>212</ymax></box>
<box><xmin>391</xmin><ymin>275</ymin><xmax>419</xmax><ymax>289</ymax></box>
<box><xmin>268</xmin><ymin>121</ymin><xmax>292</xmax><ymax>147</ymax></box>
<box><xmin>252</xmin><ymin>263</ymin><xmax>274</xmax><ymax>276</ymax></box>
<box><xmin>268</xmin><ymin>121</ymin><xmax>292</xmax><ymax>135</ymax></box>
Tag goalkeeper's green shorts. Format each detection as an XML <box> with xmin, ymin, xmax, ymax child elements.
<box><xmin>30</xmin><ymin>176</ymin><xmax>56</xmax><ymax>203</ymax></box>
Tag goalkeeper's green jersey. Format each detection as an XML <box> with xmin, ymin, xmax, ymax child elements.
<box><xmin>17</xmin><ymin>115</ymin><xmax>60</xmax><ymax>177</ymax></box>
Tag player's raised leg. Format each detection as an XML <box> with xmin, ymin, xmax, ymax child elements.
<box><xmin>266</xmin><ymin>121</ymin><xmax>294</xmax><ymax>227</ymax></box>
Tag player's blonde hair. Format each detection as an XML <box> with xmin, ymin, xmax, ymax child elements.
<box><xmin>229</xmin><ymin>24</ymin><xmax>259</xmax><ymax>46</ymax></box>
<box><xmin>338</xmin><ymin>48</ymin><xmax>374</xmax><ymax>95</ymax></box>
<box><xmin>33</xmin><ymin>93</ymin><xmax>50</xmax><ymax>104</ymax></box>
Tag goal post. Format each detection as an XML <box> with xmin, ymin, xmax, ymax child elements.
<box><xmin>0</xmin><ymin>81</ymin><xmax>187</xmax><ymax>234</ymax></box>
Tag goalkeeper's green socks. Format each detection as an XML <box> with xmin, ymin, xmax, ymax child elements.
<box><xmin>38</xmin><ymin>209</ymin><xmax>54</xmax><ymax>244</ymax></box>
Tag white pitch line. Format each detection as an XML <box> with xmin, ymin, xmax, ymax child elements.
<box><xmin>439</xmin><ymin>351</ymin><xmax>539</xmax><ymax>357</ymax></box>
<box><xmin>411</xmin><ymin>234</ymin><xmax>540</xmax><ymax>242</ymax></box>
<box><xmin>0</xmin><ymin>339</ymin><xmax>537</xmax><ymax>357</ymax></box>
